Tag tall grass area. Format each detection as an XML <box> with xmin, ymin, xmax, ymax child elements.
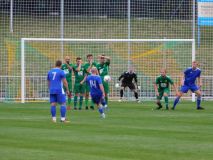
<box><xmin>0</xmin><ymin>101</ymin><xmax>213</xmax><ymax>160</ymax></box>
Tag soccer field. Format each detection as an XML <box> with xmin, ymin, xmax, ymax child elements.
<box><xmin>0</xmin><ymin>101</ymin><xmax>213</xmax><ymax>160</ymax></box>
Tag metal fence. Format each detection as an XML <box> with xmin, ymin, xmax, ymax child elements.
<box><xmin>1</xmin><ymin>0</ymin><xmax>213</xmax><ymax>102</ymax></box>
<box><xmin>1</xmin><ymin>75</ymin><xmax>213</xmax><ymax>102</ymax></box>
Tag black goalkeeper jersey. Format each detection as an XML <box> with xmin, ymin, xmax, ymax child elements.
<box><xmin>119</xmin><ymin>71</ymin><xmax>137</xmax><ymax>84</ymax></box>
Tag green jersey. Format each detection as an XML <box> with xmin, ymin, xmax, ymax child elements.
<box><xmin>84</xmin><ymin>62</ymin><xmax>97</xmax><ymax>75</ymax></box>
<box><xmin>73</xmin><ymin>65</ymin><xmax>86</xmax><ymax>84</ymax></box>
<box><xmin>97</xmin><ymin>61</ymin><xmax>110</xmax><ymax>78</ymax></box>
<box><xmin>155</xmin><ymin>75</ymin><xmax>174</xmax><ymax>90</ymax></box>
<box><xmin>61</xmin><ymin>63</ymin><xmax>72</xmax><ymax>82</ymax></box>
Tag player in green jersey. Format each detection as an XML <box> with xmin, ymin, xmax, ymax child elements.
<box><xmin>61</xmin><ymin>56</ymin><xmax>73</xmax><ymax>110</ymax></box>
<box><xmin>84</xmin><ymin>54</ymin><xmax>97</xmax><ymax>110</ymax></box>
<box><xmin>154</xmin><ymin>69</ymin><xmax>178</xmax><ymax>110</ymax></box>
<box><xmin>73</xmin><ymin>57</ymin><xmax>87</xmax><ymax>110</ymax></box>
<box><xmin>97</xmin><ymin>54</ymin><xmax>110</xmax><ymax>107</ymax></box>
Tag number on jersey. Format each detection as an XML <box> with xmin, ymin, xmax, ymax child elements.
<box><xmin>89</xmin><ymin>80</ymin><xmax>97</xmax><ymax>88</ymax></box>
<box><xmin>52</xmin><ymin>72</ymin><xmax>57</xmax><ymax>80</ymax></box>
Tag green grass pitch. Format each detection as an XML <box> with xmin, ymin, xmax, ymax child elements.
<box><xmin>0</xmin><ymin>101</ymin><xmax>213</xmax><ymax>160</ymax></box>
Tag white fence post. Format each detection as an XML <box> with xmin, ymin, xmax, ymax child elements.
<box><xmin>21</xmin><ymin>38</ymin><xmax>25</xmax><ymax>103</ymax></box>
<box><xmin>192</xmin><ymin>39</ymin><xmax>196</xmax><ymax>102</ymax></box>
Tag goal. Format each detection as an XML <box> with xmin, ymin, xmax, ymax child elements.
<box><xmin>21</xmin><ymin>38</ymin><xmax>195</xmax><ymax>103</ymax></box>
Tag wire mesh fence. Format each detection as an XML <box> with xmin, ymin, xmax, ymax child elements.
<box><xmin>0</xmin><ymin>0</ymin><xmax>213</xmax><ymax>102</ymax></box>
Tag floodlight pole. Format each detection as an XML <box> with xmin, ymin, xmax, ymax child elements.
<box><xmin>127</xmin><ymin>0</ymin><xmax>131</xmax><ymax>70</ymax></box>
<box><xmin>60</xmin><ymin>0</ymin><xmax>64</xmax><ymax>58</ymax></box>
<box><xmin>127</xmin><ymin>0</ymin><xmax>131</xmax><ymax>100</ymax></box>
<box><xmin>192</xmin><ymin>0</ymin><xmax>196</xmax><ymax>102</ymax></box>
<box><xmin>192</xmin><ymin>0</ymin><xmax>196</xmax><ymax>62</ymax></box>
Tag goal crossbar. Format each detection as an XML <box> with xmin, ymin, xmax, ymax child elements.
<box><xmin>21</xmin><ymin>38</ymin><xmax>194</xmax><ymax>42</ymax></box>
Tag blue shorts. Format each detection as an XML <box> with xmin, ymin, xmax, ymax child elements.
<box><xmin>91</xmin><ymin>92</ymin><xmax>103</xmax><ymax>105</ymax></box>
<box><xmin>50</xmin><ymin>94</ymin><xmax>66</xmax><ymax>104</ymax></box>
<box><xmin>180</xmin><ymin>84</ymin><xmax>199</xmax><ymax>93</ymax></box>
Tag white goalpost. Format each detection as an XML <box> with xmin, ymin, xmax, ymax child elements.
<box><xmin>21</xmin><ymin>38</ymin><xmax>195</xmax><ymax>103</ymax></box>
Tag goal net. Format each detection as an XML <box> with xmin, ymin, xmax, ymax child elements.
<box><xmin>20</xmin><ymin>38</ymin><xmax>194</xmax><ymax>103</ymax></box>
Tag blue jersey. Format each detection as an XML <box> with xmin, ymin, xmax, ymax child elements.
<box><xmin>86</xmin><ymin>75</ymin><xmax>103</xmax><ymax>95</ymax></box>
<box><xmin>47</xmin><ymin>68</ymin><xmax>66</xmax><ymax>94</ymax></box>
<box><xmin>183</xmin><ymin>67</ymin><xmax>201</xmax><ymax>86</ymax></box>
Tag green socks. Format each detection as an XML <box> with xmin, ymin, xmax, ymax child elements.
<box><xmin>79</xmin><ymin>96</ymin><xmax>83</xmax><ymax>109</ymax></box>
<box><xmin>164</xmin><ymin>96</ymin><xmax>169</xmax><ymax>109</ymax></box>
<box><xmin>105</xmin><ymin>96</ymin><xmax>108</xmax><ymax>105</ymax></box>
<box><xmin>74</xmin><ymin>96</ymin><xmax>78</xmax><ymax>108</ymax></box>
<box><xmin>85</xmin><ymin>98</ymin><xmax>89</xmax><ymax>107</ymax></box>
<box><xmin>68</xmin><ymin>97</ymin><xmax>71</xmax><ymax>106</ymax></box>
<box><xmin>90</xmin><ymin>100</ymin><xmax>94</xmax><ymax>107</ymax></box>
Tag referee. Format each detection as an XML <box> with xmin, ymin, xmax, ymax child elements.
<box><xmin>118</xmin><ymin>69</ymin><xmax>139</xmax><ymax>102</ymax></box>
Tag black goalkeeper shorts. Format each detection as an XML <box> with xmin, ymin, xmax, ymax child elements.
<box><xmin>121</xmin><ymin>82</ymin><xmax>136</xmax><ymax>90</ymax></box>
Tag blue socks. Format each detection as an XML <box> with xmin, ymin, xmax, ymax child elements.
<box><xmin>173</xmin><ymin>97</ymin><xmax>180</xmax><ymax>109</ymax></box>
<box><xmin>51</xmin><ymin>106</ymin><xmax>56</xmax><ymax>117</ymax></box>
<box><xmin>60</xmin><ymin>105</ymin><xmax>66</xmax><ymax>118</ymax></box>
<box><xmin>98</xmin><ymin>106</ymin><xmax>104</xmax><ymax>114</ymax></box>
<box><xmin>101</xmin><ymin>98</ymin><xmax>106</xmax><ymax>106</ymax></box>
<box><xmin>197</xmin><ymin>96</ymin><xmax>201</xmax><ymax>108</ymax></box>
<box><xmin>51</xmin><ymin>105</ymin><xmax>67</xmax><ymax>121</ymax></box>
<box><xmin>173</xmin><ymin>96</ymin><xmax>202</xmax><ymax>109</ymax></box>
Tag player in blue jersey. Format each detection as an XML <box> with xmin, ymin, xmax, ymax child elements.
<box><xmin>172</xmin><ymin>61</ymin><xmax>204</xmax><ymax>110</ymax></box>
<box><xmin>47</xmin><ymin>60</ymin><xmax>70</xmax><ymax>123</ymax></box>
<box><xmin>86</xmin><ymin>67</ymin><xmax>106</xmax><ymax>118</ymax></box>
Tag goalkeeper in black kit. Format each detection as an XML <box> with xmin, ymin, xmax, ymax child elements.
<box><xmin>118</xmin><ymin>69</ymin><xmax>140</xmax><ymax>102</ymax></box>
